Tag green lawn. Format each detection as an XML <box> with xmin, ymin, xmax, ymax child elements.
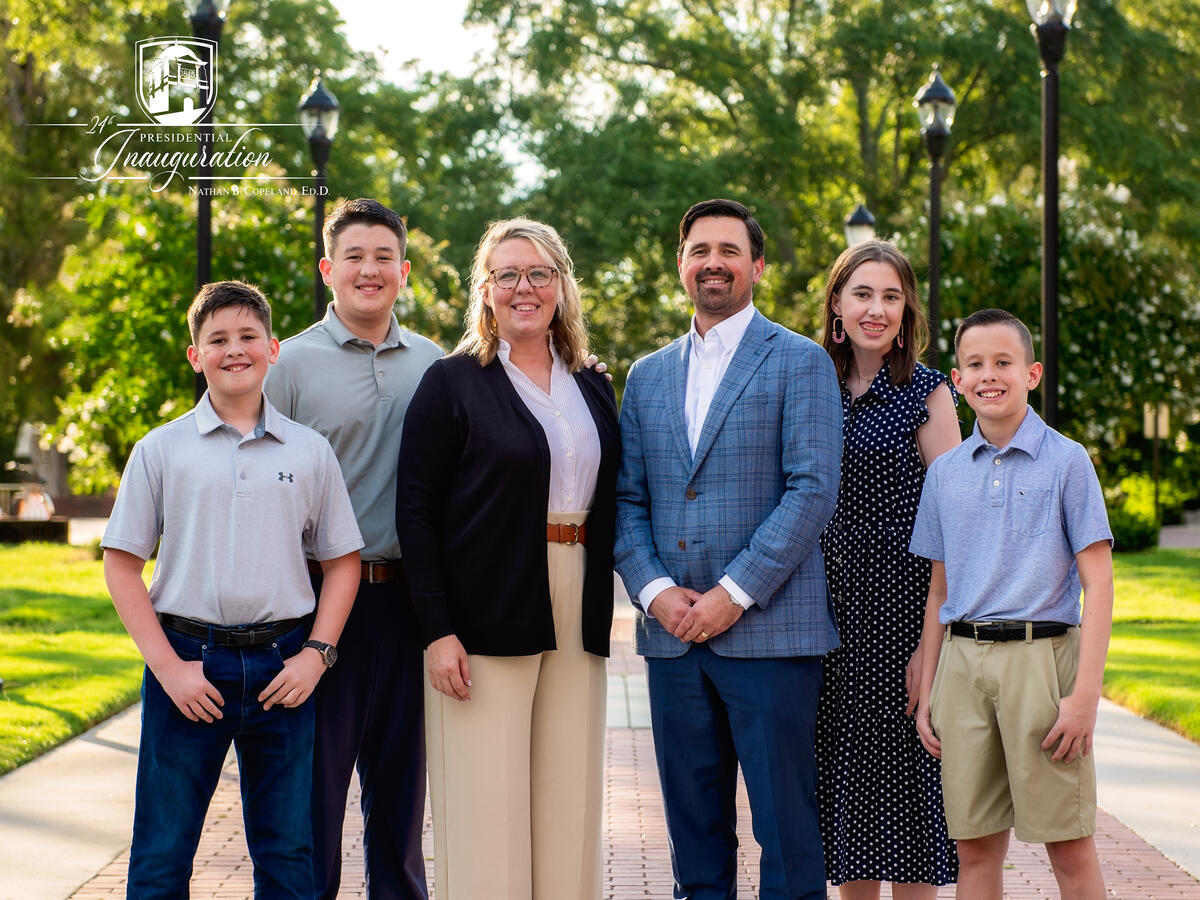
<box><xmin>1107</xmin><ymin>548</ymin><xmax>1200</xmax><ymax>743</ymax></box>
<box><xmin>0</xmin><ymin>543</ymin><xmax>143</xmax><ymax>774</ymax></box>
<box><xmin>0</xmin><ymin>543</ymin><xmax>1197</xmax><ymax>775</ymax></box>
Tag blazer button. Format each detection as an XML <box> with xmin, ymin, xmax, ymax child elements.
<box><xmin>686</xmin><ymin>488</ymin><xmax>697</xmax><ymax>500</ymax></box>
<box><xmin>677</xmin><ymin>540</ymin><xmax>687</xmax><ymax>550</ymax></box>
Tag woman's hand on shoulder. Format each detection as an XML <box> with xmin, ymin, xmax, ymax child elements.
<box><xmin>583</xmin><ymin>353</ymin><xmax>613</xmax><ymax>382</ymax></box>
<box><xmin>427</xmin><ymin>634</ymin><xmax>472</xmax><ymax>701</ymax></box>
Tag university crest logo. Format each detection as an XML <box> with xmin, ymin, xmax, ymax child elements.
<box><xmin>135</xmin><ymin>37</ymin><xmax>218</xmax><ymax>126</ymax></box>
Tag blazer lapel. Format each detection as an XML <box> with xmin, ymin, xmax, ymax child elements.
<box><xmin>667</xmin><ymin>335</ymin><xmax>692</xmax><ymax>470</ymax></box>
<box><xmin>689</xmin><ymin>312</ymin><xmax>774</xmax><ymax>475</ymax></box>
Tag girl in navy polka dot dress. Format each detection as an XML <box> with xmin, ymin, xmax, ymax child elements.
<box><xmin>816</xmin><ymin>240</ymin><xmax>961</xmax><ymax>898</ymax></box>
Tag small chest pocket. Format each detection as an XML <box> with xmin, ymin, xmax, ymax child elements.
<box><xmin>1011</xmin><ymin>487</ymin><xmax>1051</xmax><ymax>536</ymax></box>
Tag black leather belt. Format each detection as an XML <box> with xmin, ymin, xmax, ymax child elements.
<box><xmin>157</xmin><ymin>612</ymin><xmax>307</xmax><ymax>648</ymax></box>
<box><xmin>949</xmin><ymin>621</ymin><xmax>1070</xmax><ymax>644</ymax></box>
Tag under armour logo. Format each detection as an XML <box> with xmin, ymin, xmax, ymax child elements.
<box><xmin>278</xmin><ymin>472</ymin><xmax>293</xmax><ymax>482</ymax></box>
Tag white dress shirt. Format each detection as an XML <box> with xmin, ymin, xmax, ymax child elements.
<box><xmin>498</xmin><ymin>340</ymin><xmax>601</xmax><ymax>514</ymax></box>
<box><xmin>639</xmin><ymin>304</ymin><xmax>758</xmax><ymax>613</ymax></box>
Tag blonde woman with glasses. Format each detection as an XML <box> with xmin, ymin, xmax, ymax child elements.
<box><xmin>396</xmin><ymin>218</ymin><xmax>618</xmax><ymax>900</ymax></box>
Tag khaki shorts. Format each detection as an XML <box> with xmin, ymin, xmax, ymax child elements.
<box><xmin>929</xmin><ymin>625</ymin><xmax>1096</xmax><ymax>843</ymax></box>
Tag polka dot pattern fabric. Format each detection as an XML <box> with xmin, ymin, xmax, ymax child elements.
<box><xmin>816</xmin><ymin>360</ymin><xmax>958</xmax><ymax>887</ymax></box>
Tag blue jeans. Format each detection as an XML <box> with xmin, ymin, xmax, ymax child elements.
<box><xmin>127</xmin><ymin>622</ymin><xmax>316</xmax><ymax>900</ymax></box>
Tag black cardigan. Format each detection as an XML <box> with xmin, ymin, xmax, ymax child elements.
<box><xmin>395</xmin><ymin>353</ymin><xmax>619</xmax><ymax>657</ymax></box>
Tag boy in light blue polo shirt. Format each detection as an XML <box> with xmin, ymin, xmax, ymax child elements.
<box><xmin>102</xmin><ymin>281</ymin><xmax>363</xmax><ymax>899</ymax></box>
<box><xmin>909</xmin><ymin>309</ymin><xmax>1113</xmax><ymax>900</ymax></box>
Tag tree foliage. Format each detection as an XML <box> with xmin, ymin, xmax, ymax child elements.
<box><xmin>2</xmin><ymin>0</ymin><xmax>506</xmax><ymax>486</ymax></box>
<box><xmin>466</xmin><ymin>0</ymin><xmax>1200</xmax><ymax>471</ymax></box>
<box><xmin>4</xmin><ymin>0</ymin><xmax>1200</xmax><ymax>497</ymax></box>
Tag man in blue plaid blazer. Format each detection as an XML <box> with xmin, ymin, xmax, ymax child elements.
<box><xmin>616</xmin><ymin>199</ymin><xmax>842</xmax><ymax>899</ymax></box>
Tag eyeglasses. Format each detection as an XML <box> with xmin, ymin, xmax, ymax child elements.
<box><xmin>487</xmin><ymin>266</ymin><xmax>558</xmax><ymax>290</ymax></box>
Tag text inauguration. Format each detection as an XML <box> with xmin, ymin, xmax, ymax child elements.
<box><xmin>84</xmin><ymin>127</ymin><xmax>274</xmax><ymax>191</ymax></box>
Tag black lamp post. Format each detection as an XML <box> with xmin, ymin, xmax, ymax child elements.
<box><xmin>914</xmin><ymin>66</ymin><xmax>956</xmax><ymax>372</ymax></box>
<box><xmin>190</xmin><ymin>0</ymin><xmax>225</xmax><ymax>400</ymax></box>
<box><xmin>299</xmin><ymin>72</ymin><xmax>340</xmax><ymax>321</ymax></box>
<box><xmin>1028</xmin><ymin>0</ymin><xmax>1075</xmax><ymax>429</ymax></box>
<box><xmin>844</xmin><ymin>204</ymin><xmax>876</xmax><ymax>247</ymax></box>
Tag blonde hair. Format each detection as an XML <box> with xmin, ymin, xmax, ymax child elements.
<box><xmin>456</xmin><ymin>218</ymin><xmax>589</xmax><ymax>371</ymax></box>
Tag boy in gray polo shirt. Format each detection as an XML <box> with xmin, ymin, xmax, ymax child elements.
<box><xmin>910</xmin><ymin>309</ymin><xmax>1113</xmax><ymax>899</ymax></box>
<box><xmin>101</xmin><ymin>281</ymin><xmax>363</xmax><ymax>899</ymax></box>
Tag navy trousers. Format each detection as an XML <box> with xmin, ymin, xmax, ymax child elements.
<box><xmin>647</xmin><ymin>643</ymin><xmax>825</xmax><ymax>900</ymax></box>
<box><xmin>310</xmin><ymin>575</ymin><xmax>428</xmax><ymax>900</ymax></box>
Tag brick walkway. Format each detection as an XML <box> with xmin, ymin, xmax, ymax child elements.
<box><xmin>71</xmin><ymin>615</ymin><xmax>1200</xmax><ymax>899</ymax></box>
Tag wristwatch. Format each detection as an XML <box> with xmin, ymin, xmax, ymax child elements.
<box><xmin>302</xmin><ymin>640</ymin><xmax>338</xmax><ymax>667</ymax></box>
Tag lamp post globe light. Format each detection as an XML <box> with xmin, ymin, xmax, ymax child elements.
<box><xmin>190</xmin><ymin>0</ymin><xmax>225</xmax><ymax>400</ymax></box>
<box><xmin>1028</xmin><ymin>0</ymin><xmax>1075</xmax><ymax>429</ymax></box>
<box><xmin>844</xmin><ymin>204</ymin><xmax>876</xmax><ymax>247</ymax></box>
<box><xmin>914</xmin><ymin>65</ymin><xmax>956</xmax><ymax>372</ymax></box>
<box><xmin>299</xmin><ymin>72</ymin><xmax>340</xmax><ymax>321</ymax></box>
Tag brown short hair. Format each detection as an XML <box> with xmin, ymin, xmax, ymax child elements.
<box><xmin>954</xmin><ymin>308</ymin><xmax>1035</xmax><ymax>364</ymax></box>
<box><xmin>322</xmin><ymin>197</ymin><xmax>407</xmax><ymax>258</ymax></box>
<box><xmin>187</xmin><ymin>281</ymin><xmax>272</xmax><ymax>344</ymax></box>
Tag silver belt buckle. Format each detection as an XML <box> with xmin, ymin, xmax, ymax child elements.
<box><xmin>972</xmin><ymin>622</ymin><xmax>994</xmax><ymax>644</ymax></box>
<box><xmin>365</xmin><ymin>562</ymin><xmax>385</xmax><ymax>584</ymax></box>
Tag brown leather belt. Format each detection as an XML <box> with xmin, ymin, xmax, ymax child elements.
<box><xmin>546</xmin><ymin>522</ymin><xmax>587</xmax><ymax>546</ymax></box>
<box><xmin>307</xmin><ymin>559</ymin><xmax>403</xmax><ymax>584</ymax></box>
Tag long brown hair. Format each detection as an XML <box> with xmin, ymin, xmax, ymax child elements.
<box><xmin>820</xmin><ymin>239</ymin><xmax>929</xmax><ymax>387</ymax></box>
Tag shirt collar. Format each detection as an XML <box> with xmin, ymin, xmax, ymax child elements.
<box><xmin>967</xmin><ymin>404</ymin><xmax>1047</xmax><ymax>459</ymax></box>
<box><xmin>260</xmin><ymin>396</ymin><xmax>288</xmax><ymax>442</ymax></box>
<box><xmin>193</xmin><ymin>392</ymin><xmax>282</xmax><ymax>442</ymax></box>
<box><xmin>689</xmin><ymin>302</ymin><xmax>756</xmax><ymax>354</ymax></box>
<box><xmin>497</xmin><ymin>336</ymin><xmax>563</xmax><ymax>369</ymax></box>
<box><xmin>194</xmin><ymin>392</ymin><xmax>224</xmax><ymax>435</ymax></box>
<box><xmin>325</xmin><ymin>303</ymin><xmax>408</xmax><ymax>349</ymax></box>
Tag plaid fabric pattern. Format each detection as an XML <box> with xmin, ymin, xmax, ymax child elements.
<box><xmin>616</xmin><ymin>311</ymin><xmax>843</xmax><ymax>659</ymax></box>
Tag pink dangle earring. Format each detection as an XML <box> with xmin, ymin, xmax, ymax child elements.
<box><xmin>896</xmin><ymin>331</ymin><xmax>904</xmax><ymax>349</ymax></box>
<box><xmin>831</xmin><ymin>316</ymin><xmax>846</xmax><ymax>344</ymax></box>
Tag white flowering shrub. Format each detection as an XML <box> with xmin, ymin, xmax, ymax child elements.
<box><xmin>935</xmin><ymin>175</ymin><xmax>1200</xmax><ymax>490</ymax></box>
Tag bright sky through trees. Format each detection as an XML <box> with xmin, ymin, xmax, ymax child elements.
<box><xmin>335</xmin><ymin>0</ymin><xmax>487</xmax><ymax>82</ymax></box>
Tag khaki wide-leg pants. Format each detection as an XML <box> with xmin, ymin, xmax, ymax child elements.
<box><xmin>425</xmin><ymin>510</ymin><xmax>607</xmax><ymax>900</ymax></box>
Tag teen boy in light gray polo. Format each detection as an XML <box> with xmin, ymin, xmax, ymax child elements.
<box><xmin>103</xmin><ymin>280</ymin><xmax>363</xmax><ymax>899</ymax></box>
<box><xmin>910</xmin><ymin>308</ymin><xmax>1113</xmax><ymax>900</ymax></box>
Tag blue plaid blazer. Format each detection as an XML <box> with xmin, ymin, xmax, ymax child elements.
<box><xmin>615</xmin><ymin>310</ymin><xmax>842</xmax><ymax>659</ymax></box>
